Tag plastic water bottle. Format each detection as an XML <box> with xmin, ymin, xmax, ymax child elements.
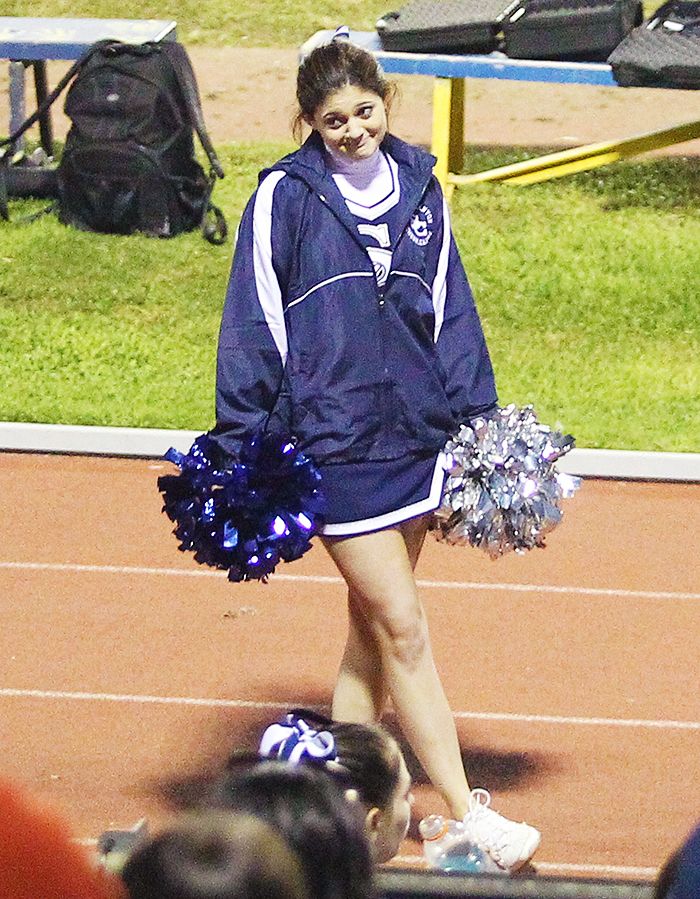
<box><xmin>419</xmin><ymin>814</ymin><xmax>501</xmax><ymax>874</ymax></box>
<box><xmin>419</xmin><ymin>814</ymin><xmax>463</xmax><ymax>866</ymax></box>
<box><xmin>439</xmin><ymin>839</ymin><xmax>501</xmax><ymax>873</ymax></box>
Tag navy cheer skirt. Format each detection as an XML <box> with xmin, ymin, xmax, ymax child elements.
<box><xmin>319</xmin><ymin>451</ymin><xmax>446</xmax><ymax>537</ymax></box>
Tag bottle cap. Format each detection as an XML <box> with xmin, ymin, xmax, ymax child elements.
<box><xmin>419</xmin><ymin>815</ymin><xmax>449</xmax><ymax>842</ymax></box>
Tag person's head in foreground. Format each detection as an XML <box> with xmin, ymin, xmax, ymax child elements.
<box><xmin>0</xmin><ymin>777</ymin><xmax>126</xmax><ymax>899</ymax></box>
<box><xmin>258</xmin><ymin>709</ymin><xmax>413</xmax><ymax>863</ymax></box>
<box><xmin>121</xmin><ymin>810</ymin><xmax>307</xmax><ymax>899</ymax></box>
<box><xmin>655</xmin><ymin>821</ymin><xmax>700</xmax><ymax>899</ymax></box>
<box><xmin>294</xmin><ymin>33</ymin><xmax>396</xmax><ymax>157</ymax></box>
<box><xmin>208</xmin><ymin>761</ymin><xmax>375</xmax><ymax>899</ymax></box>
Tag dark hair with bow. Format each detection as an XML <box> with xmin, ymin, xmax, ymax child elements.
<box><xmin>257</xmin><ymin>709</ymin><xmax>403</xmax><ymax>813</ymax></box>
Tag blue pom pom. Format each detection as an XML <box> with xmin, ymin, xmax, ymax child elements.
<box><xmin>158</xmin><ymin>432</ymin><xmax>326</xmax><ymax>582</ymax></box>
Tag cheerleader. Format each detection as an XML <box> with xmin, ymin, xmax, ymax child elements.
<box><xmin>210</xmin><ymin>31</ymin><xmax>540</xmax><ymax>871</ymax></box>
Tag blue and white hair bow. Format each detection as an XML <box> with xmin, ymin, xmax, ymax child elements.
<box><xmin>259</xmin><ymin>714</ymin><xmax>336</xmax><ymax>764</ymax></box>
<box><xmin>298</xmin><ymin>25</ymin><xmax>351</xmax><ymax>63</ymax></box>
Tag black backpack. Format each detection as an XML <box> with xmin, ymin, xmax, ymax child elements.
<box><xmin>0</xmin><ymin>40</ymin><xmax>227</xmax><ymax>244</ymax></box>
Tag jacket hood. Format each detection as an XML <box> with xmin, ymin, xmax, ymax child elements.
<box><xmin>260</xmin><ymin>131</ymin><xmax>436</xmax><ymax>196</ymax></box>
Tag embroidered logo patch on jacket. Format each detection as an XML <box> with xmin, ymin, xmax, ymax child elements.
<box><xmin>408</xmin><ymin>204</ymin><xmax>434</xmax><ymax>246</ymax></box>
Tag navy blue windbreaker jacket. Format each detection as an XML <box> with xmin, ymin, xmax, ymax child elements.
<box><xmin>212</xmin><ymin>131</ymin><xmax>497</xmax><ymax>465</ymax></box>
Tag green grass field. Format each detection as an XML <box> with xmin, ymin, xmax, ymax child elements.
<box><xmin>4</xmin><ymin>0</ymin><xmax>668</xmax><ymax>47</ymax></box>
<box><xmin>1</xmin><ymin>2</ymin><xmax>697</xmax><ymax>451</ymax></box>
<box><xmin>1</xmin><ymin>142</ymin><xmax>698</xmax><ymax>452</ymax></box>
<box><xmin>3</xmin><ymin>0</ymin><xmax>390</xmax><ymax>47</ymax></box>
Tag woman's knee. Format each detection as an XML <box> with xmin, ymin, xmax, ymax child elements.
<box><xmin>371</xmin><ymin>605</ymin><xmax>429</xmax><ymax>671</ymax></box>
<box><xmin>325</xmin><ymin>529</ymin><xmax>430</xmax><ymax>668</ymax></box>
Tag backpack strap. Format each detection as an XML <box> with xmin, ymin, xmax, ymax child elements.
<box><xmin>199</xmin><ymin>171</ymin><xmax>228</xmax><ymax>245</ymax></box>
<box><xmin>157</xmin><ymin>42</ymin><xmax>227</xmax><ymax>244</ymax></box>
<box><xmin>158</xmin><ymin>41</ymin><xmax>225</xmax><ymax>180</ymax></box>
<box><xmin>0</xmin><ymin>40</ymin><xmax>117</xmax><ymax>152</ymax></box>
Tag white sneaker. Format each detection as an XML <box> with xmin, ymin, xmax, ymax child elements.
<box><xmin>463</xmin><ymin>788</ymin><xmax>541</xmax><ymax>872</ymax></box>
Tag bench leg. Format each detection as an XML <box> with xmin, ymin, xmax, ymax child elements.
<box><xmin>8</xmin><ymin>61</ymin><xmax>27</xmax><ymax>152</ymax></box>
<box><xmin>431</xmin><ymin>76</ymin><xmax>464</xmax><ymax>195</ymax></box>
<box><xmin>33</xmin><ymin>61</ymin><xmax>54</xmax><ymax>158</ymax></box>
<box><xmin>6</xmin><ymin>60</ymin><xmax>54</xmax><ymax>158</ymax></box>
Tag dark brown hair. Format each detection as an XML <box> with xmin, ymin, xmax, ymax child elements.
<box><xmin>208</xmin><ymin>763</ymin><xmax>376</xmax><ymax>899</ymax></box>
<box><xmin>122</xmin><ymin>811</ymin><xmax>307</xmax><ymax>899</ymax></box>
<box><xmin>293</xmin><ymin>41</ymin><xmax>396</xmax><ymax>143</ymax></box>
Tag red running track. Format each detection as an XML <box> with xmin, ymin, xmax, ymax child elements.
<box><xmin>0</xmin><ymin>452</ymin><xmax>699</xmax><ymax>881</ymax></box>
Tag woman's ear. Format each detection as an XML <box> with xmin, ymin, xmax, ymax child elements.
<box><xmin>344</xmin><ymin>790</ymin><xmax>382</xmax><ymax>838</ymax></box>
<box><xmin>364</xmin><ymin>805</ymin><xmax>382</xmax><ymax>836</ymax></box>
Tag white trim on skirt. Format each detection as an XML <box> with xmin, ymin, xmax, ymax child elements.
<box><xmin>320</xmin><ymin>452</ymin><xmax>447</xmax><ymax>537</ymax></box>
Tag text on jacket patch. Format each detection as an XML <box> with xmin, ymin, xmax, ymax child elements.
<box><xmin>408</xmin><ymin>205</ymin><xmax>433</xmax><ymax>246</ymax></box>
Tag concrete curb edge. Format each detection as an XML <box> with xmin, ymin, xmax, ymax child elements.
<box><xmin>1</xmin><ymin>421</ymin><xmax>699</xmax><ymax>482</ymax></box>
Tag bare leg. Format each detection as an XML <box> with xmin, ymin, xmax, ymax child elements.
<box><xmin>331</xmin><ymin>590</ymin><xmax>386</xmax><ymax>722</ymax></box>
<box><xmin>322</xmin><ymin>516</ymin><xmax>471</xmax><ymax>819</ymax></box>
<box><xmin>399</xmin><ymin>513</ymin><xmax>430</xmax><ymax>569</ymax></box>
<box><xmin>330</xmin><ymin>514</ymin><xmax>430</xmax><ymax>722</ymax></box>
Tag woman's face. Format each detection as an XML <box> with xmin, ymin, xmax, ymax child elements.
<box><xmin>370</xmin><ymin>754</ymin><xmax>414</xmax><ymax>863</ymax></box>
<box><xmin>307</xmin><ymin>84</ymin><xmax>388</xmax><ymax>161</ymax></box>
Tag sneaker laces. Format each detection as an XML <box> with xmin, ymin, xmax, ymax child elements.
<box><xmin>464</xmin><ymin>789</ymin><xmax>516</xmax><ymax>865</ymax></box>
<box><xmin>468</xmin><ymin>787</ymin><xmax>493</xmax><ymax>815</ymax></box>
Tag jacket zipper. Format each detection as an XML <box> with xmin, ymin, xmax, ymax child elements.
<box><xmin>316</xmin><ymin>172</ymin><xmax>432</xmax><ymax>427</ymax></box>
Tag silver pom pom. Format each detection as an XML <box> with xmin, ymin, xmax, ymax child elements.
<box><xmin>432</xmin><ymin>404</ymin><xmax>581</xmax><ymax>559</ymax></box>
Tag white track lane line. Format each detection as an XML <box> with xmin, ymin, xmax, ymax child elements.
<box><xmin>1</xmin><ymin>561</ymin><xmax>682</xmax><ymax>881</ymax></box>
<box><xmin>3</xmin><ymin>561</ymin><xmax>699</xmax><ymax>729</ymax></box>
<box><xmin>1</xmin><ymin>560</ymin><xmax>699</xmax><ymax>601</ymax></box>
<box><xmin>1</xmin><ymin>688</ymin><xmax>698</xmax><ymax>731</ymax></box>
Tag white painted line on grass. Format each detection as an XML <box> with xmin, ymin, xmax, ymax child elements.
<box><xmin>1</xmin><ymin>421</ymin><xmax>700</xmax><ymax>481</ymax></box>
<box><xmin>1</xmin><ymin>560</ymin><xmax>698</xmax><ymax>602</ymax></box>
<box><xmin>1</xmin><ymin>688</ymin><xmax>698</xmax><ymax>731</ymax></box>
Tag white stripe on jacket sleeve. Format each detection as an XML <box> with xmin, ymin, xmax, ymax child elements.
<box><xmin>432</xmin><ymin>195</ymin><xmax>451</xmax><ymax>342</ymax></box>
<box><xmin>253</xmin><ymin>171</ymin><xmax>288</xmax><ymax>365</ymax></box>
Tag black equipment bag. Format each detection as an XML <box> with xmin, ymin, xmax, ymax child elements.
<box><xmin>608</xmin><ymin>0</ymin><xmax>700</xmax><ymax>87</ymax></box>
<box><xmin>376</xmin><ymin>0</ymin><xmax>516</xmax><ymax>54</ymax></box>
<box><xmin>502</xmin><ymin>0</ymin><xmax>643</xmax><ymax>60</ymax></box>
<box><xmin>0</xmin><ymin>40</ymin><xmax>227</xmax><ymax>244</ymax></box>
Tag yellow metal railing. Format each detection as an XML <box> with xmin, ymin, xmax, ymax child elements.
<box><xmin>428</xmin><ymin>75</ymin><xmax>700</xmax><ymax>192</ymax></box>
<box><xmin>453</xmin><ymin>120</ymin><xmax>700</xmax><ymax>185</ymax></box>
